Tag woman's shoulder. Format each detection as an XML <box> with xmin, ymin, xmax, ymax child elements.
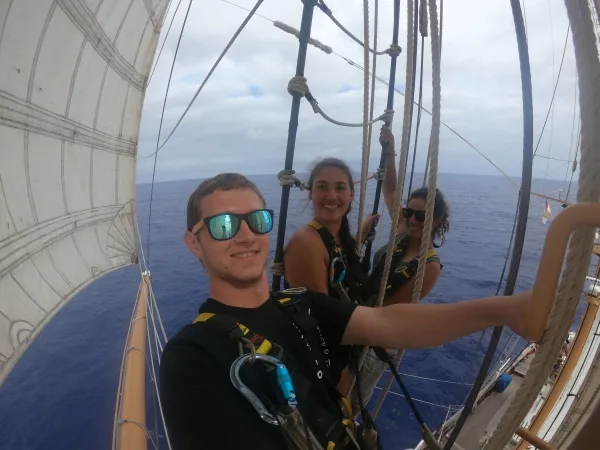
<box><xmin>285</xmin><ymin>224</ymin><xmax>327</xmax><ymax>254</ymax></box>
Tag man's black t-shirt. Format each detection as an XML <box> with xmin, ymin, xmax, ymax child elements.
<box><xmin>159</xmin><ymin>291</ymin><xmax>358</xmax><ymax>450</ymax></box>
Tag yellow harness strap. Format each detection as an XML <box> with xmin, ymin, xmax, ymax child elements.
<box><xmin>193</xmin><ymin>312</ymin><xmax>273</xmax><ymax>355</ymax></box>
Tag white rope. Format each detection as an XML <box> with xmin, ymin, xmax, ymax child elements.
<box><xmin>372</xmin><ymin>386</ymin><xmax>455</xmax><ymax>409</ymax></box>
<box><xmin>358</xmin><ymin>0</ymin><xmax>417</xmax><ymax>415</ymax></box>
<box><xmin>273</xmin><ymin>21</ymin><xmax>332</xmax><ymax>54</ymax></box>
<box><xmin>144</xmin><ymin>291</ymin><xmax>173</xmax><ymax>450</ymax></box>
<box><xmin>287</xmin><ymin>76</ymin><xmax>392</xmax><ymax>127</ymax></box>
<box><xmin>356</xmin><ymin>0</ymin><xmax>373</xmax><ymax>245</ymax></box>
<box><xmin>385</xmin><ymin>371</ymin><xmax>473</xmax><ymax>386</ymax></box>
<box><xmin>412</xmin><ymin>0</ymin><xmax>442</xmax><ymax>305</ymax></box>
<box><xmin>371</xmin><ymin>0</ymin><xmax>438</xmax><ymax>420</ymax></box>
<box><xmin>482</xmin><ymin>0</ymin><xmax>600</xmax><ymax>447</ymax></box>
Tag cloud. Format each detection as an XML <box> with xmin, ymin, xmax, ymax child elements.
<box><xmin>136</xmin><ymin>0</ymin><xmax>582</xmax><ymax>187</ymax></box>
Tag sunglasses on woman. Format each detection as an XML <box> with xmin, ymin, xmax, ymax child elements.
<box><xmin>402</xmin><ymin>207</ymin><xmax>426</xmax><ymax>223</ymax></box>
<box><xmin>191</xmin><ymin>209</ymin><xmax>274</xmax><ymax>241</ymax></box>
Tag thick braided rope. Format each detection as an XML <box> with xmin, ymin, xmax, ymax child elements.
<box><xmin>348</xmin><ymin>0</ymin><xmax>416</xmax><ymax>397</ymax></box>
<box><xmin>365</xmin><ymin>0</ymin><xmax>379</xmax><ymax>194</ymax></box>
<box><xmin>411</xmin><ymin>0</ymin><xmax>442</xmax><ymax>304</ymax></box>
<box><xmin>482</xmin><ymin>0</ymin><xmax>600</xmax><ymax>448</ymax></box>
<box><xmin>356</xmin><ymin>0</ymin><xmax>371</xmax><ymax>244</ymax></box>
<box><xmin>371</xmin><ymin>0</ymin><xmax>434</xmax><ymax>419</ymax></box>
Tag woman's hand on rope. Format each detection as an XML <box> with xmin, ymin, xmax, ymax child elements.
<box><xmin>360</xmin><ymin>213</ymin><xmax>381</xmax><ymax>243</ymax></box>
<box><xmin>379</xmin><ymin>125</ymin><xmax>395</xmax><ymax>153</ymax></box>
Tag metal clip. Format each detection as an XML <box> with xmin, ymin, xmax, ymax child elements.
<box><xmin>230</xmin><ymin>354</ymin><xmax>297</xmax><ymax>426</ymax></box>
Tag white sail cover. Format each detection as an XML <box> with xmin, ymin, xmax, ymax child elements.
<box><xmin>0</xmin><ymin>0</ymin><xmax>169</xmax><ymax>385</ymax></box>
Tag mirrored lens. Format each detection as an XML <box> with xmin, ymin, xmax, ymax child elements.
<box><xmin>247</xmin><ymin>210</ymin><xmax>273</xmax><ymax>234</ymax></box>
<box><xmin>208</xmin><ymin>214</ymin><xmax>240</xmax><ymax>240</ymax></box>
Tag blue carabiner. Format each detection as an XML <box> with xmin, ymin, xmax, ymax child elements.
<box><xmin>230</xmin><ymin>353</ymin><xmax>298</xmax><ymax>425</ymax></box>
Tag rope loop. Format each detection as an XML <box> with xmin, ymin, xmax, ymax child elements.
<box><xmin>386</xmin><ymin>44</ymin><xmax>402</xmax><ymax>57</ymax></box>
<box><xmin>382</xmin><ymin>109</ymin><xmax>395</xmax><ymax>123</ymax></box>
<box><xmin>287</xmin><ymin>75</ymin><xmax>309</xmax><ymax>97</ymax></box>
<box><xmin>270</xmin><ymin>261</ymin><xmax>285</xmax><ymax>277</ymax></box>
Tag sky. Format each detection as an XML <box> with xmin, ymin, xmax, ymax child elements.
<box><xmin>136</xmin><ymin>0</ymin><xmax>585</xmax><ymax>186</ymax></box>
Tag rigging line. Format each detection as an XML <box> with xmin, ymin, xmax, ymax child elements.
<box><xmin>541</xmin><ymin>322</ymin><xmax>600</xmax><ymax>441</ymax></box>
<box><xmin>372</xmin><ymin>387</ymin><xmax>453</xmax><ymax>409</ymax></box>
<box><xmin>478</xmin><ymin>194</ymin><xmax>521</xmax><ymax>347</ymax></box>
<box><xmin>270</xmin><ymin>0</ymin><xmax>318</xmax><ymax>291</ymax></box>
<box><xmin>403</xmin><ymin>0</ymin><xmax>421</xmax><ymax>196</ymax></box>
<box><xmin>147</xmin><ymin>0</ymin><xmax>185</xmax><ymax>87</ymax></box>
<box><xmin>146</xmin><ymin>0</ymin><xmax>194</xmax><ymax>265</ymax></box>
<box><xmin>407</xmin><ymin>33</ymin><xmax>425</xmax><ymax>196</ymax></box>
<box><xmin>141</xmin><ymin>0</ymin><xmax>266</xmax><ymax>159</ymax></box>
<box><xmin>316</xmin><ymin>0</ymin><xmax>388</xmax><ymax>55</ymax></box>
<box><xmin>382</xmin><ymin>370</ymin><xmax>473</xmax><ymax>386</ymax></box>
<box><xmin>542</xmin><ymin>0</ymin><xmax>556</xmax><ymax>196</ymax></box>
<box><xmin>565</xmin><ymin>132</ymin><xmax>580</xmax><ymax>202</ymax></box>
<box><xmin>339</xmin><ymin>55</ymin><xmax>519</xmax><ymax>189</ymax></box>
<box><xmin>144</xmin><ymin>290</ymin><xmax>173</xmax><ymax>450</ymax></box>
<box><xmin>563</xmin><ymin>78</ymin><xmax>578</xmax><ymax>193</ymax></box>
<box><xmin>532</xmin><ymin>24</ymin><xmax>571</xmax><ymax>158</ymax></box>
<box><xmin>442</xmin><ymin>1</ymin><xmax>534</xmax><ymax>448</ymax></box>
<box><xmin>536</xmin><ymin>154</ymin><xmax>575</xmax><ymax>163</ymax></box>
<box><xmin>215</xmin><ymin>0</ymin><xmax>517</xmax><ymax>190</ymax></box>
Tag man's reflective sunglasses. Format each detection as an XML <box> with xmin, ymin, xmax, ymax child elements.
<box><xmin>402</xmin><ymin>207</ymin><xmax>426</xmax><ymax>223</ymax></box>
<box><xmin>191</xmin><ymin>209</ymin><xmax>274</xmax><ymax>241</ymax></box>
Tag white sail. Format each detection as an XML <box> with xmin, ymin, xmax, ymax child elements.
<box><xmin>0</xmin><ymin>0</ymin><xmax>169</xmax><ymax>385</ymax></box>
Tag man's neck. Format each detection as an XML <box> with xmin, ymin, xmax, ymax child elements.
<box><xmin>208</xmin><ymin>274</ymin><xmax>270</xmax><ymax>308</ymax></box>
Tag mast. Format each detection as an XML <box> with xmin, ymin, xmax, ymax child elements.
<box><xmin>515</xmin><ymin>245</ymin><xmax>600</xmax><ymax>449</ymax></box>
<box><xmin>112</xmin><ymin>273</ymin><xmax>150</xmax><ymax>450</ymax></box>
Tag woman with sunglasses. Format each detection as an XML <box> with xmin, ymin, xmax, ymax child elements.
<box><xmin>352</xmin><ymin>126</ymin><xmax>450</xmax><ymax>412</ymax></box>
<box><xmin>284</xmin><ymin>157</ymin><xmax>379</xmax><ymax>396</ymax></box>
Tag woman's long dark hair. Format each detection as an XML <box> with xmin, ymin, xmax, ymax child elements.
<box><xmin>307</xmin><ymin>158</ymin><xmax>360</xmax><ymax>267</ymax></box>
<box><xmin>407</xmin><ymin>187</ymin><xmax>450</xmax><ymax>247</ymax></box>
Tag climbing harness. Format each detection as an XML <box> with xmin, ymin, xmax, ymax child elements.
<box><xmin>360</xmin><ymin>236</ymin><xmax>440</xmax><ymax>305</ymax></box>
<box><xmin>307</xmin><ymin>221</ymin><xmax>366</xmax><ymax>305</ymax></box>
<box><xmin>192</xmin><ymin>290</ymin><xmax>380</xmax><ymax>450</ymax></box>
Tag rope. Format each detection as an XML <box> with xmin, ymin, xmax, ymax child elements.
<box><xmin>533</xmin><ymin>25</ymin><xmax>571</xmax><ymax>158</ymax></box>
<box><xmin>563</xmin><ymin>74</ymin><xmax>579</xmax><ymax>194</ymax></box>
<box><xmin>147</xmin><ymin>0</ymin><xmax>185</xmax><ymax>87</ymax></box>
<box><xmin>373</xmin><ymin>387</ymin><xmax>458</xmax><ymax>409</ymax></box>
<box><xmin>483</xmin><ymin>0</ymin><xmax>600</xmax><ymax>446</ymax></box>
<box><xmin>140</xmin><ymin>0</ymin><xmax>265</xmax><ymax>158</ymax></box>
<box><xmin>370</xmin><ymin>0</ymin><xmax>419</xmax><ymax>419</ymax></box>
<box><xmin>273</xmin><ymin>21</ymin><xmax>332</xmax><ymax>54</ymax></box>
<box><xmin>287</xmin><ymin>76</ymin><xmax>393</xmax><ymax>127</ymax></box>
<box><xmin>270</xmin><ymin>261</ymin><xmax>285</xmax><ymax>277</ymax></box>
<box><xmin>443</xmin><ymin>1</ymin><xmax>536</xmax><ymax>447</ymax></box>
<box><xmin>355</xmin><ymin>0</ymin><xmax>371</xmax><ymax>246</ymax></box>
<box><xmin>316</xmin><ymin>0</ymin><xmax>390</xmax><ymax>56</ymax></box>
<box><xmin>407</xmin><ymin>2</ymin><xmax>426</xmax><ymax>196</ymax></box>
<box><xmin>412</xmin><ymin>0</ymin><xmax>442</xmax><ymax>305</ymax></box>
<box><xmin>146</xmin><ymin>0</ymin><xmax>194</xmax><ymax>265</ymax></box>
<box><xmin>277</xmin><ymin>169</ymin><xmax>308</xmax><ymax>190</ymax></box>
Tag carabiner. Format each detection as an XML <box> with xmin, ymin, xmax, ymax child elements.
<box><xmin>330</xmin><ymin>256</ymin><xmax>347</xmax><ymax>285</ymax></box>
<box><xmin>230</xmin><ymin>353</ymin><xmax>297</xmax><ymax>426</ymax></box>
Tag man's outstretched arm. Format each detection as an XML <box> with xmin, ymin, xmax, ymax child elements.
<box><xmin>341</xmin><ymin>291</ymin><xmax>531</xmax><ymax>348</ymax></box>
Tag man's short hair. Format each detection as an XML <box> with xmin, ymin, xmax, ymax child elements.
<box><xmin>186</xmin><ymin>173</ymin><xmax>266</xmax><ymax>232</ymax></box>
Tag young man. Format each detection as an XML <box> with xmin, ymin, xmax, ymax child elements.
<box><xmin>159</xmin><ymin>173</ymin><xmax>533</xmax><ymax>450</ymax></box>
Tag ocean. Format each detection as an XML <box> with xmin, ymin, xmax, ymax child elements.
<box><xmin>0</xmin><ymin>172</ymin><xmax>589</xmax><ymax>450</ymax></box>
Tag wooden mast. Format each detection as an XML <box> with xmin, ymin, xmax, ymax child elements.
<box><xmin>516</xmin><ymin>244</ymin><xmax>600</xmax><ymax>449</ymax></box>
<box><xmin>112</xmin><ymin>273</ymin><xmax>150</xmax><ymax>450</ymax></box>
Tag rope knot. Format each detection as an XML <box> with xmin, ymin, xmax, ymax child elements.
<box><xmin>287</xmin><ymin>76</ymin><xmax>309</xmax><ymax>97</ymax></box>
<box><xmin>382</xmin><ymin>109</ymin><xmax>395</xmax><ymax>122</ymax></box>
<box><xmin>270</xmin><ymin>261</ymin><xmax>285</xmax><ymax>277</ymax></box>
<box><xmin>374</xmin><ymin>167</ymin><xmax>386</xmax><ymax>181</ymax></box>
<box><xmin>386</xmin><ymin>44</ymin><xmax>402</xmax><ymax>57</ymax></box>
<box><xmin>277</xmin><ymin>170</ymin><xmax>308</xmax><ymax>190</ymax></box>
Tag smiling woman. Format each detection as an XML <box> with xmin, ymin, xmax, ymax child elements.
<box><xmin>283</xmin><ymin>157</ymin><xmax>378</xmax><ymax>395</ymax></box>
